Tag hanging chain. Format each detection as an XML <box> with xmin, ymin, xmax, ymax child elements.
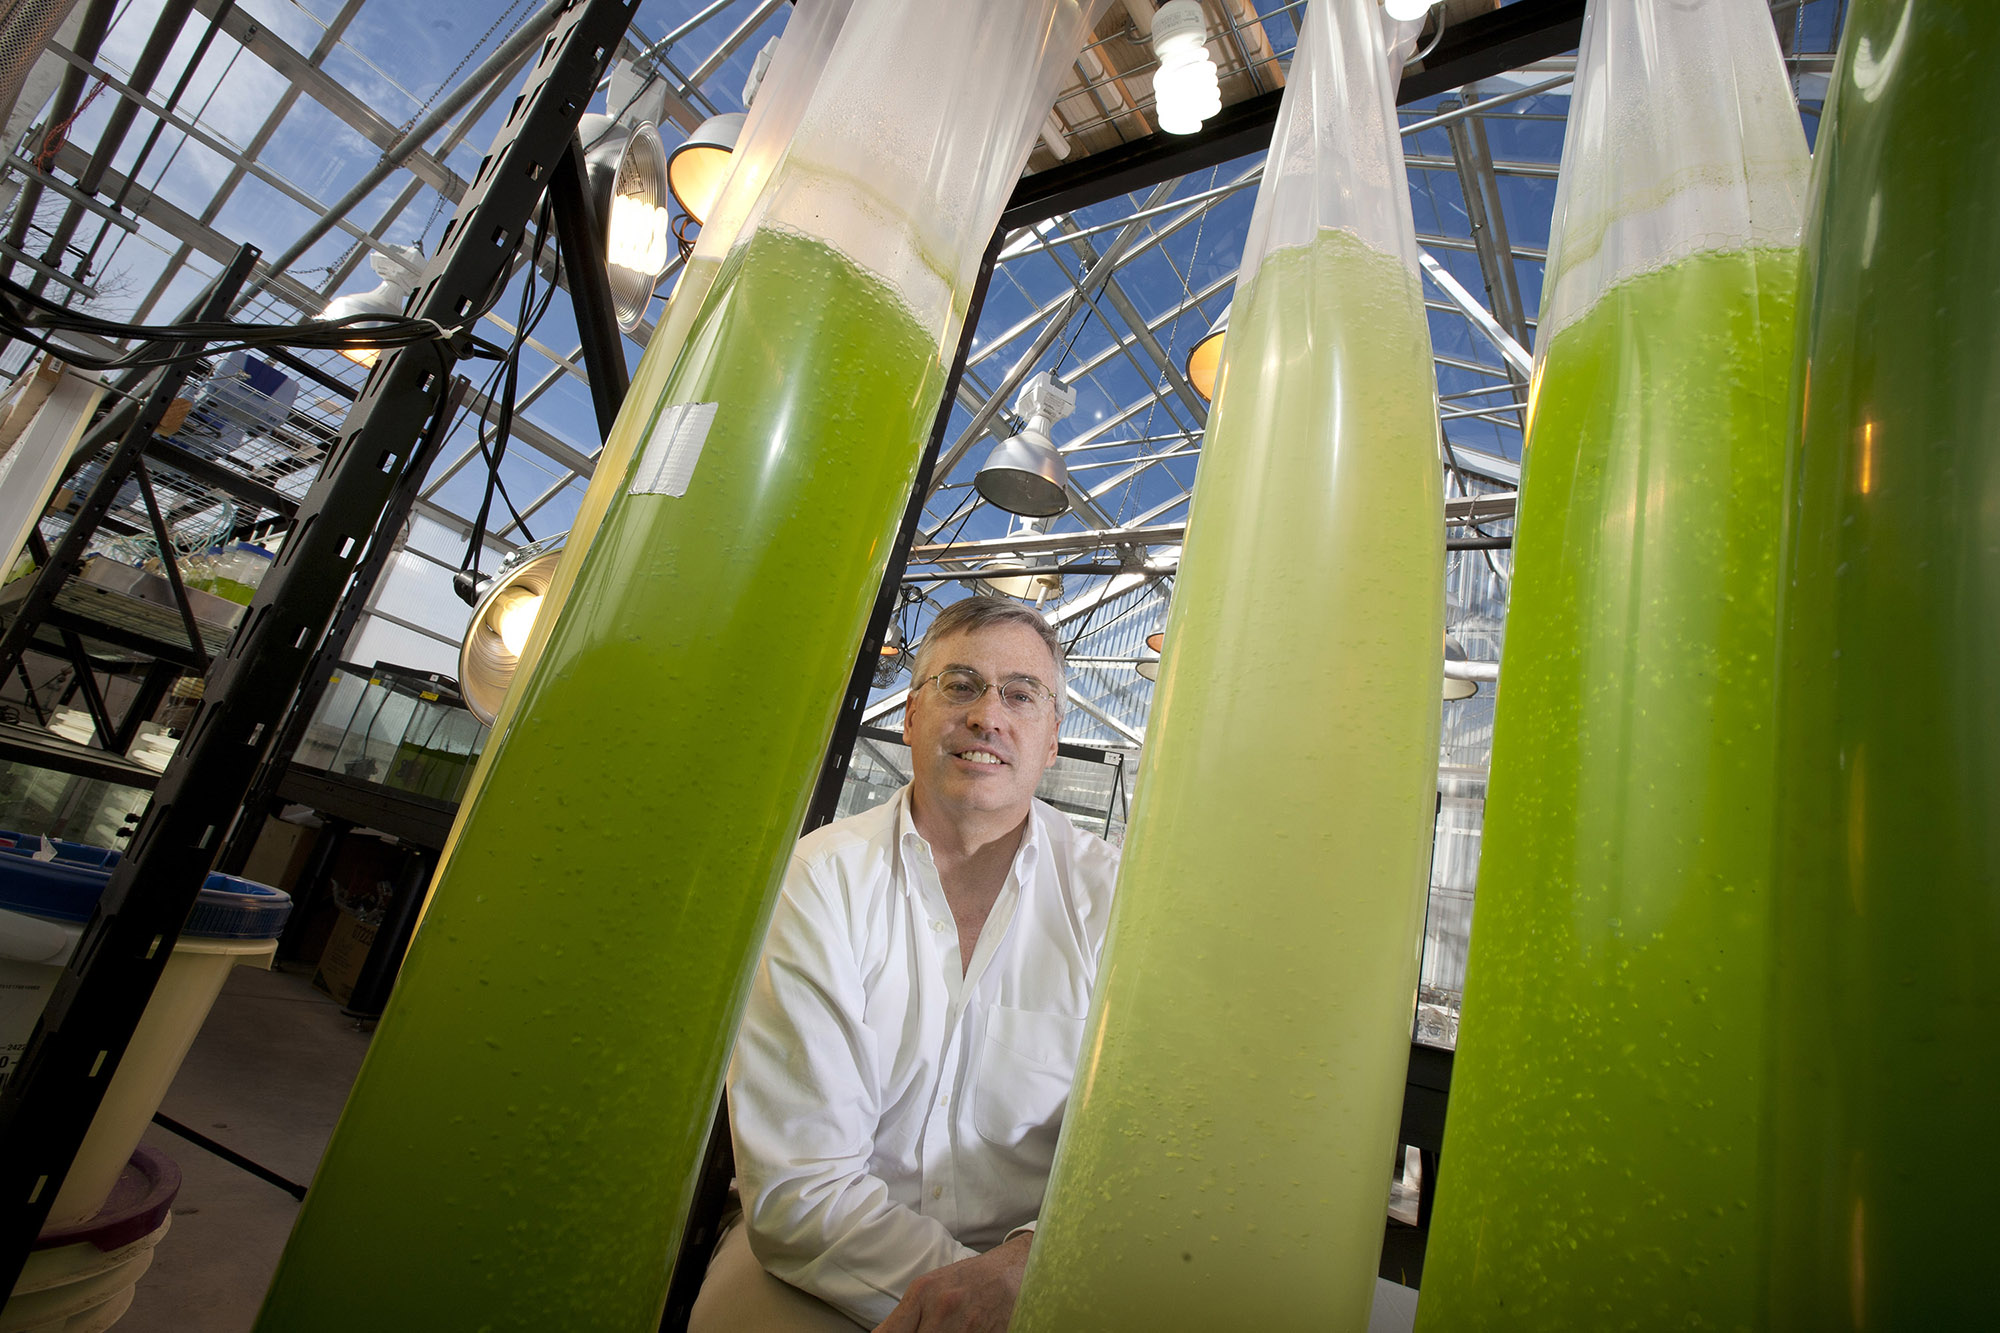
<box><xmin>396</xmin><ymin>0</ymin><xmax>532</xmax><ymax>139</ymax></box>
<box><xmin>409</xmin><ymin>0</ymin><xmax>536</xmax><ymax>249</ymax></box>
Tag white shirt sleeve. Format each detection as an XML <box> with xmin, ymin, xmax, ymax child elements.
<box><xmin>727</xmin><ymin>853</ymin><xmax>976</xmax><ymax>1326</ymax></box>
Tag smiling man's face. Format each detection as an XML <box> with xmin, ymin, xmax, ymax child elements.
<box><xmin>904</xmin><ymin>622</ymin><xmax>1063</xmax><ymax>831</ymax></box>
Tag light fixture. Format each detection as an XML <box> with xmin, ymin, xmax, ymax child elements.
<box><xmin>1135</xmin><ymin>656</ymin><xmax>1160</xmax><ymax>681</ymax></box>
<box><xmin>976</xmin><ymin>372</ymin><xmax>1074</xmax><ymax>517</ymax></box>
<box><xmin>1443</xmin><ymin>635</ymin><xmax>1481</xmax><ymax>701</ymax></box>
<box><xmin>666</xmin><ymin>112</ymin><xmax>745</xmax><ymax>227</ymax></box>
<box><xmin>1146</xmin><ymin>631</ymin><xmax>1165</xmax><ymax>653</ymax></box>
<box><xmin>1151</xmin><ymin>0</ymin><xmax>1222</xmax><ymax>136</ymax></box>
<box><xmin>1384</xmin><ymin>0</ymin><xmax>1438</xmax><ymax>22</ymax></box>
<box><xmin>318</xmin><ymin>245</ymin><xmax>424</xmax><ymax>367</ymax></box>
<box><xmin>1185</xmin><ymin>301</ymin><xmax>1229</xmax><ymax>402</ymax></box>
<box><xmin>981</xmin><ymin>516</ymin><xmax>1064</xmax><ymax>603</ymax></box>
<box><xmin>983</xmin><ymin>562</ymin><xmax>1065</xmax><ymax>604</ymax></box>
<box><xmin>459</xmin><ymin>533</ymin><xmax>567</xmax><ymax>725</ymax></box>
<box><xmin>872</xmin><ymin>622</ymin><xmax>905</xmax><ymax>688</ymax></box>
<box><xmin>580</xmin><ymin>113</ymin><xmax>671</xmax><ymax>331</ymax></box>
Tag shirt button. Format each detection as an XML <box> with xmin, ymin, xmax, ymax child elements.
<box><xmin>939</xmin><ymin>1094</ymin><xmax>950</xmax><ymax>1108</ymax></box>
<box><xmin>932</xmin><ymin>1186</ymin><xmax>943</xmax><ymax>1200</ymax></box>
<box><xmin>930</xmin><ymin>920</ymin><xmax>945</xmax><ymax>932</ymax></box>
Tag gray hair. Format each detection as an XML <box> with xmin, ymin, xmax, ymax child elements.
<box><xmin>910</xmin><ymin>596</ymin><xmax>1066</xmax><ymax>719</ymax></box>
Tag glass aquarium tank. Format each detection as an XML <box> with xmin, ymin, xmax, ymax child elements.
<box><xmin>294</xmin><ymin>663</ymin><xmax>489</xmax><ymax>805</ymax></box>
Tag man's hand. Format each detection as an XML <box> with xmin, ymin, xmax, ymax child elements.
<box><xmin>871</xmin><ymin>1232</ymin><xmax>1033</xmax><ymax>1333</ymax></box>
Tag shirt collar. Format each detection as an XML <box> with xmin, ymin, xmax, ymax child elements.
<box><xmin>893</xmin><ymin>784</ymin><xmax>1045</xmax><ymax>894</ymax></box>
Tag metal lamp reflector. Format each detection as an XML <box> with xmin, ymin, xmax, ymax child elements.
<box><xmin>458</xmin><ymin>534</ymin><xmax>567</xmax><ymax>724</ymax></box>
<box><xmin>666</xmin><ymin>112</ymin><xmax>745</xmax><ymax>226</ymax></box>
<box><xmin>1185</xmin><ymin>301</ymin><xmax>1229</xmax><ymax>402</ymax></box>
<box><xmin>582</xmin><ymin>116</ymin><xmax>672</xmax><ymax>331</ymax></box>
<box><xmin>319</xmin><ymin>246</ymin><xmax>423</xmax><ymax>367</ymax></box>
<box><xmin>974</xmin><ymin>426</ymin><xmax>1071</xmax><ymax>517</ymax></box>
<box><xmin>976</xmin><ymin>371</ymin><xmax>1075</xmax><ymax>517</ymax></box>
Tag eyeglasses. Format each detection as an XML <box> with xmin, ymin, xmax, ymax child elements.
<box><xmin>919</xmin><ymin>667</ymin><xmax>1058</xmax><ymax>717</ymax></box>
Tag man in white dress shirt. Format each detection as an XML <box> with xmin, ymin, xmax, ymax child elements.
<box><xmin>689</xmin><ymin>597</ymin><xmax>1121</xmax><ymax>1332</ymax></box>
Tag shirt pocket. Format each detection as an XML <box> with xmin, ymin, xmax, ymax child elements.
<box><xmin>971</xmin><ymin>1005</ymin><xmax>1086</xmax><ymax>1164</ymax></box>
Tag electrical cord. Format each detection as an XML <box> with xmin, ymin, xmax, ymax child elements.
<box><xmin>0</xmin><ymin>277</ymin><xmax>506</xmax><ymax>371</ymax></box>
<box><xmin>459</xmin><ymin>199</ymin><xmax>560</xmax><ymax>577</ymax></box>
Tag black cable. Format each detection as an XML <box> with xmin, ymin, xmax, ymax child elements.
<box><xmin>0</xmin><ymin>278</ymin><xmax>504</xmax><ymax>370</ymax></box>
<box><xmin>150</xmin><ymin>1112</ymin><xmax>308</xmax><ymax>1200</ymax></box>
<box><xmin>461</xmin><ymin>201</ymin><xmax>558</xmax><ymax>574</ymax></box>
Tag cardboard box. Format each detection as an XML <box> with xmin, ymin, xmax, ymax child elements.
<box><xmin>240</xmin><ymin>816</ymin><xmax>318</xmax><ymax>894</ymax></box>
<box><xmin>312</xmin><ymin>910</ymin><xmax>377</xmax><ymax>1006</ymax></box>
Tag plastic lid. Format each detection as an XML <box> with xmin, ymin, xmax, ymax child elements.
<box><xmin>186</xmin><ymin>874</ymin><xmax>293</xmax><ymax>940</ymax></box>
<box><xmin>0</xmin><ymin>838</ymin><xmax>291</xmax><ymax>940</ymax></box>
<box><xmin>35</xmin><ymin>1144</ymin><xmax>182</xmax><ymax>1252</ymax></box>
<box><xmin>0</xmin><ymin>829</ymin><xmax>122</xmax><ymax>869</ymax></box>
<box><xmin>0</xmin><ymin>836</ymin><xmax>118</xmax><ymax>923</ymax></box>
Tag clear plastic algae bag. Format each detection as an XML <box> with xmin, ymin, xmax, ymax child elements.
<box><xmin>254</xmin><ymin>5</ymin><xmax>1107</xmax><ymax>1331</ymax></box>
<box><xmin>444</xmin><ymin>0</ymin><xmax>851</xmax><ymax>807</ymax></box>
<box><xmin>1012</xmin><ymin>3</ymin><xmax>1442</xmax><ymax>1329</ymax></box>
<box><xmin>1768</xmin><ymin>5</ymin><xmax>2000</xmax><ymax>1326</ymax></box>
<box><xmin>1417</xmin><ymin>1</ymin><xmax>1807</xmax><ymax>1327</ymax></box>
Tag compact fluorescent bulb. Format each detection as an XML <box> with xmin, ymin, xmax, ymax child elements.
<box><xmin>1151</xmin><ymin>1</ymin><xmax>1221</xmax><ymax>136</ymax></box>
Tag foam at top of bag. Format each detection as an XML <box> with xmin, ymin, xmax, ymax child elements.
<box><xmin>728</xmin><ymin>0</ymin><xmax>1107</xmax><ymax>348</ymax></box>
<box><xmin>1235</xmin><ymin>0</ymin><xmax>1421</xmax><ymax>289</ymax></box>
<box><xmin>686</xmin><ymin>0</ymin><xmax>854</xmax><ymax>278</ymax></box>
<box><xmin>1539</xmin><ymin>0</ymin><xmax>1809</xmax><ymax>343</ymax></box>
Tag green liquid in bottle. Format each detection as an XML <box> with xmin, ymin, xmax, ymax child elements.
<box><xmin>1417</xmin><ymin>247</ymin><xmax>1799</xmax><ymax>1332</ymax></box>
<box><xmin>1768</xmin><ymin>6</ymin><xmax>2000</xmax><ymax>1325</ymax></box>
<box><xmin>442</xmin><ymin>251</ymin><xmax>723</xmax><ymax>825</ymax></box>
<box><xmin>1013</xmin><ymin>230</ymin><xmax>1443</xmax><ymax>1332</ymax></box>
<box><xmin>255</xmin><ymin>229</ymin><xmax>943</xmax><ymax>1332</ymax></box>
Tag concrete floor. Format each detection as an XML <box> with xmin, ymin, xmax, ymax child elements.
<box><xmin>123</xmin><ymin>963</ymin><xmax>370</xmax><ymax>1332</ymax></box>
<box><xmin>106</xmin><ymin>963</ymin><xmax>1419</xmax><ymax>1332</ymax></box>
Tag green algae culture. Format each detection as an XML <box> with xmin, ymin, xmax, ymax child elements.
<box><xmin>254</xmin><ymin>227</ymin><xmax>942</xmax><ymax>1331</ymax></box>
<box><xmin>438</xmin><ymin>247</ymin><xmax>722</xmax><ymax>822</ymax></box>
<box><xmin>438</xmin><ymin>0</ymin><xmax>850</xmax><ymax>828</ymax></box>
<box><xmin>1767</xmin><ymin>5</ymin><xmax>2000</xmax><ymax>1326</ymax></box>
<box><xmin>1415</xmin><ymin>246</ymin><xmax>1799</xmax><ymax>1332</ymax></box>
<box><xmin>1012</xmin><ymin>227</ymin><xmax>1443</xmax><ymax>1333</ymax></box>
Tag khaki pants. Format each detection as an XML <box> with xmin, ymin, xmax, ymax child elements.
<box><xmin>688</xmin><ymin>1215</ymin><xmax>869</xmax><ymax>1333</ymax></box>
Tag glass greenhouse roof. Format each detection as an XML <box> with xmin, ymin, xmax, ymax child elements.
<box><xmin>0</xmin><ymin>0</ymin><xmax>1849</xmax><ymax>748</ymax></box>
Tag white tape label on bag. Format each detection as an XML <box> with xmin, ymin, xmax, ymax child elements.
<box><xmin>629</xmin><ymin>402</ymin><xmax>718</xmax><ymax>497</ymax></box>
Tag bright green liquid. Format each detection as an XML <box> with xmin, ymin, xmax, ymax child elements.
<box><xmin>1012</xmin><ymin>231</ymin><xmax>1443</xmax><ymax>1332</ymax></box>
<box><xmin>1768</xmin><ymin>7</ymin><xmax>2000</xmax><ymax>1326</ymax></box>
<box><xmin>184</xmin><ymin>574</ymin><xmax>257</xmax><ymax>605</ymax></box>
<box><xmin>1417</xmin><ymin>248</ymin><xmax>1798</xmax><ymax>1331</ymax></box>
<box><xmin>256</xmin><ymin>230</ymin><xmax>943</xmax><ymax>1331</ymax></box>
<box><xmin>437</xmin><ymin>251</ymin><xmax>723</xmax><ymax>849</ymax></box>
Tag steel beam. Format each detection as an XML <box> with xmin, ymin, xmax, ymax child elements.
<box><xmin>1437</xmin><ymin>104</ymin><xmax>1530</xmax><ymax>355</ymax></box>
<box><xmin>191</xmin><ymin>0</ymin><xmax>467</xmax><ymax>203</ymax></box>
<box><xmin>1051</xmin><ymin>218</ymin><xmax>1207</xmax><ymax>426</ymax></box>
<box><xmin>18</xmin><ymin>0</ymin><xmax>198</xmax><ymax>303</ymax></box>
<box><xmin>231</xmin><ymin>0</ymin><xmax>568</xmax><ymax>308</ymax></box>
<box><xmin>934</xmin><ymin>180</ymin><xmax>1178</xmax><ymax>496</ymax></box>
<box><xmin>1399</xmin><ymin>0</ymin><xmax>1587</xmax><ymax>103</ymax></box>
<box><xmin>545</xmin><ymin>134</ymin><xmax>630</xmax><ymax>437</ymax></box>
<box><xmin>1420</xmin><ymin>251</ymin><xmax>1535</xmax><ymax>380</ymax></box>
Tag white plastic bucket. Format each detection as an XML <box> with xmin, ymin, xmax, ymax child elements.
<box><xmin>0</xmin><ymin>835</ymin><xmax>290</xmax><ymax>1226</ymax></box>
<box><xmin>46</xmin><ymin>933</ymin><xmax>278</xmax><ymax>1227</ymax></box>
<box><xmin>1</xmin><ymin>1145</ymin><xmax>180</xmax><ymax>1333</ymax></box>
